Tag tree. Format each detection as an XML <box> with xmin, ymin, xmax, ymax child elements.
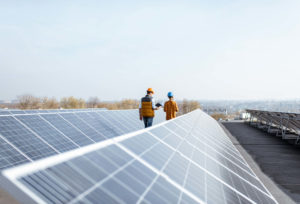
<box><xmin>87</xmin><ymin>97</ymin><xmax>100</xmax><ymax>108</ymax></box>
<box><xmin>179</xmin><ymin>99</ymin><xmax>201</xmax><ymax>115</ymax></box>
<box><xmin>78</xmin><ymin>98</ymin><xmax>86</xmax><ymax>108</ymax></box>
<box><xmin>42</xmin><ymin>97</ymin><xmax>59</xmax><ymax>109</ymax></box>
<box><xmin>60</xmin><ymin>96</ymin><xmax>86</xmax><ymax>109</ymax></box>
<box><xmin>210</xmin><ymin>113</ymin><xmax>227</xmax><ymax>121</ymax></box>
<box><xmin>118</xmin><ymin>99</ymin><xmax>139</xmax><ymax>109</ymax></box>
<box><xmin>17</xmin><ymin>94</ymin><xmax>41</xmax><ymax>109</ymax></box>
<box><xmin>95</xmin><ymin>99</ymin><xmax>139</xmax><ymax>110</ymax></box>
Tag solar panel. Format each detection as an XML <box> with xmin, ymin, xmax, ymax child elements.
<box><xmin>1</xmin><ymin>110</ymin><xmax>278</xmax><ymax>204</ymax></box>
<box><xmin>0</xmin><ymin>109</ymin><xmax>165</xmax><ymax>170</ymax></box>
<box><xmin>59</xmin><ymin>113</ymin><xmax>106</xmax><ymax>142</ymax></box>
<box><xmin>15</xmin><ymin>115</ymin><xmax>79</xmax><ymax>152</ymax></box>
<box><xmin>246</xmin><ymin>109</ymin><xmax>300</xmax><ymax>143</ymax></box>
<box><xmin>0</xmin><ymin>110</ymin><xmax>11</xmax><ymax>115</ymax></box>
<box><xmin>40</xmin><ymin>114</ymin><xmax>94</xmax><ymax>146</ymax></box>
<box><xmin>0</xmin><ymin>136</ymin><xmax>29</xmax><ymax>169</ymax></box>
<box><xmin>76</xmin><ymin>112</ymin><xmax>121</xmax><ymax>138</ymax></box>
<box><xmin>0</xmin><ymin>108</ymin><xmax>108</xmax><ymax>116</ymax></box>
<box><xmin>0</xmin><ymin>116</ymin><xmax>57</xmax><ymax>162</ymax></box>
<box><xmin>9</xmin><ymin>110</ymin><xmax>27</xmax><ymax>115</ymax></box>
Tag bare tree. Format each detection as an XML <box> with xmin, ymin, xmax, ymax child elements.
<box><xmin>60</xmin><ymin>96</ymin><xmax>86</xmax><ymax>109</ymax></box>
<box><xmin>95</xmin><ymin>99</ymin><xmax>139</xmax><ymax>110</ymax></box>
<box><xmin>178</xmin><ymin>99</ymin><xmax>201</xmax><ymax>115</ymax></box>
<box><xmin>17</xmin><ymin>94</ymin><xmax>41</xmax><ymax>109</ymax></box>
<box><xmin>118</xmin><ymin>99</ymin><xmax>139</xmax><ymax>109</ymax></box>
<box><xmin>42</xmin><ymin>97</ymin><xmax>59</xmax><ymax>109</ymax></box>
<box><xmin>78</xmin><ymin>98</ymin><xmax>86</xmax><ymax>108</ymax></box>
<box><xmin>87</xmin><ymin>97</ymin><xmax>100</xmax><ymax>108</ymax></box>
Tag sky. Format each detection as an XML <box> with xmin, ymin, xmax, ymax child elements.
<box><xmin>1</xmin><ymin>0</ymin><xmax>300</xmax><ymax>101</ymax></box>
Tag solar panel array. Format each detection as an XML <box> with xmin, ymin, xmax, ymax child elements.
<box><xmin>0</xmin><ymin>109</ymin><xmax>165</xmax><ymax>170</ymax></box>
<box><xmin>0</xmin><ymin>108</ymin><xmax>107</xmax><ymax>115</ymax></box>
<box><xmin>246</xmin><ymin>109</ymin><xmax>300</xmax><ymax>142</ymax></box>
<box><xmin>1</xmin><ymin>110</ymin><xmax>278</xmax><ymax>204</ymax></box>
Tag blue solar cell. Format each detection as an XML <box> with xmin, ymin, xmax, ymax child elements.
<box><xmin>85</xmin><ymin>188</ymin><xmax>119</xmax><ymax>204</ymax></box>
<box><xmin>99</xmin><ymin>144</ymin><xmax>133</xmax><ymax>167</ymax></box>
<box><xmin>0</xmin><ymin>136</ymin><xmax>29</xmax><ymax>169</ymax></box>
<box><xmin>144</xmin><ymin>177</ymin><xmax>181</xmax><ymax>204</ymax></box>
<box><xmin>68</xmin><ymin>157</ymin><xmax>107</xmax><ymax>182</ymax></box>
<box><xmin>43</xmin><ymin>164</ymin><xmax>94</xmax><ymax>200</ymax></box>
<box><xmin>59</xmin><ymin>113</ymin><xmax>106</xmax><ymax>142</ymax></box>
<box><xmin>120</xmin><ymin>160</ymin><xmax>157</xmax><ymax>188</ymax></box>
<box><xmin>163</xmin><ymin>152</ymin><xmax>189</xmax><ymax>186</ymax></box>
<box><xmin>161</xmin><ymin>132</ymin><xmax>182</xmax><ymax>148</ymax></box>
<box><xmin>85</xmin><ymin>151</ymin><xmax>119</xmax><ymax>173</ymax></box>
<box><xmin>9</xmin><ymin>110</ymin><xmax>26</xmax><ymax>114</ymax></box>
<box><xmin>97</xmin><ymin>111</ymin><xmax>133</xmax><ymax>133</ymax></box>
<box><xmin>78</xmin><ymin>112</ymin><xmax>121</xmax><ymax>138</ymax></box>
<box><xmin>40</xmin><ymin>114</ymin><xmax>94</xmax><ymax>146</ymax></box>
<box><xmin>102</xmin><ymin>178</ymin><xmax>139</xmax><ymax>203</ymax></box>
<box><xmin>180</xmin><ymin>193</ymin><xmax>199</xmax><ymax>204</ymax></box>
<box><xmin>24</xmin><ymin>110</ymin><xmax>39</xmax><ymax>114</ymax></box>
<box><xmin>121</xmin><ymin>132</ymin><xmax>160</xmax><ymax>155</ymax></box>
<box><xmin>184</xmin><ymin>163</ymin><xmax>205</xmax><ymax>201</ymax></box>
<box><xmin>16</xmin><ymin>115</ymin><xmax>78</xmax><ymax>152</ymax></box>
<box><xmin>107</xmin><ymin>111</ymin><xmax>139</xmax><ymax>132</ymax></box>
<box><xmin>0</xmin><ymin>111</ymin><xmax>10</xmax><ymax>115</ymax></box>
<box><xmin>0</xmin><ymin>116</ymin><xmax>57</xmax><ymax>160</ymax></box>
<box><xmin>141</xmin><ymin>143</ymin><xmax>174</xmax><ymax>170</ymax></box>
<box><xmin>115</xmin><ymin>170</ymin><xmax>147</xmax><ymax>194</ymax></box>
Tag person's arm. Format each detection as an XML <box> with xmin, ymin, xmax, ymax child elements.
<box><xmin>139</xmin><ymin>101</ymin><xmax>143</xmax><ymax>120</ymax></box>
<box><xmin>175</xmin><ymin>102</ymin><xmax>179</xmax><ymax>112</ymax></box>
<box><xmin>152</xmin><ymin>98</ymin><xmax>160</xmax><ymax>110</ymax></box>
<box><xmin>164</xmin><ymin>102</ymin><xmax>167</xmax><ymax>112</ymax></box>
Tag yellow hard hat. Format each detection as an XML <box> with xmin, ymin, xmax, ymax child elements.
<box><xmin>147</xmin><ymin>88</ymin><xmax>154</xmax><ymax>94</ymax></box>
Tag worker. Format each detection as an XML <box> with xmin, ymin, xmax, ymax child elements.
<box><xmin>139</xmin><ymin>88</ymin><xmax>161</xmax><ymax>128</ymax></box>
<box><xmin>164</xmin><ymin>92</ymin><xmax>179</xmax><ymax>120</ymax></box>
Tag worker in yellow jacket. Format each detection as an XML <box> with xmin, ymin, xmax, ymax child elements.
<box><xmin>139</xmin><ymin>88</ymin><xmax>161</xmax><ymax>128</ymax></box>
<box><xmin>164</xmin><ymin>92</ymin><xmax>179</xmax><ymax>120</ymax></box>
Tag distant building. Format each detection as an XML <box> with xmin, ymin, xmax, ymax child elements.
<box><xmin>203</xmin><ymin>107</ymin><xmax>228</xmax><ymax>115</ymax></box>
<box><xmin>0</xmin><ymin>100</ymin><xmax>12</xmax><ymax>104</ymax></box>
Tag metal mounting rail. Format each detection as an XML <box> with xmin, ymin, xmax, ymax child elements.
<box><xmin>245</xmin><ymin>109</ymin><xmax>300</xmax><ymax>144</ymax></box>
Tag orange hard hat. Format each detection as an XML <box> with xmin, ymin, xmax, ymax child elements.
<box><xmin>147</xmin><ymin>88</ymin><xmax>154</xmax><ymax>94</ymax></box>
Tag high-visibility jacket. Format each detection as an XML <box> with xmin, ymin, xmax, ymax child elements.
<box><xmin>141</xmin><ymin>95</ymin><xmax>155</xmax><ymax>117</ymax></box>
<box><xmin>164</xmin><ymin>100</ymin><xmax>178</xmax><ymax>120</ymax></box>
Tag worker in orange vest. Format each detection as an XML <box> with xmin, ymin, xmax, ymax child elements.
<box><xmin>164</xmin><ymin>92</ymin><xmax>179</xmax><ymax>120</ymax></box>
<box><xmin>139</xmin><ymin>88</ymin><xmax>161</xmax><ymax>128</ymax></box>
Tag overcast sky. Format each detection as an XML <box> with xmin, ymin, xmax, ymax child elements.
<box><xmin>1</xmin><ymin>0</ymin><xmax>300</xmax><ymax>101</ymax></box>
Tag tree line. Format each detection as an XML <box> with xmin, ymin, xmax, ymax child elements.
<box><xmin>3</xmin><ymin>94</ymin><xmax>201</xmax><ymax>115</ymax></box>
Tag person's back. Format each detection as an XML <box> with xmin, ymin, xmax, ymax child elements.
<box><xmin>164</xmin><ymin>92</ymin><xmax>178</xmax><ymax>120</ymax></box>
<box><xmin>139</xmin><ymin>88</ymin><xmax>161</xmax><ymax>128</ymax></box>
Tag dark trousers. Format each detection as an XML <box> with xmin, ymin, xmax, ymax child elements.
<box><xmin>143</xmin><ymin>117</ymin><xmax>154</xmax><ymax>128</ymax></box>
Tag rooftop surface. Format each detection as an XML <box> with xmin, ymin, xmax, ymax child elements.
<box><xmin>222</xmin><ymin>121</ymin><xmax>300</xmax><ymax>204</ymax></box>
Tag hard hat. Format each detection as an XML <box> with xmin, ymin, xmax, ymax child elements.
<box><xmin>167</xmin><ymin>92</ymin><xmax>173</xmax><ymax>97</ymax></box>
<box><xmin>147</xmin><ymin>88</ymin><xmax>154</xmax><ymax>94</ymax></box>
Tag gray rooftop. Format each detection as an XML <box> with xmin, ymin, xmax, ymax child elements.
<box><xmin>222</xmin><ymin>121</ymin><xmax>300</xmax><ymax>204</ymax></box>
